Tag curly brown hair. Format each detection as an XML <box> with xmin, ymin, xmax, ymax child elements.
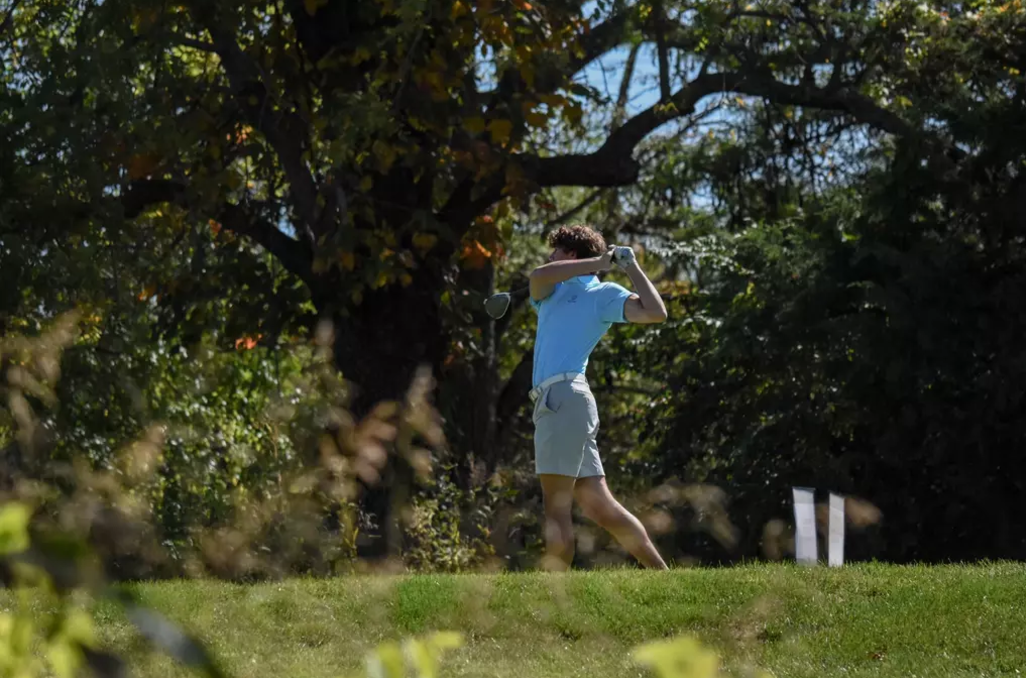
<box><xmin>547</xmin><ymin>224</ymin><xmax>608</xmax><ymax>259</ymax></box>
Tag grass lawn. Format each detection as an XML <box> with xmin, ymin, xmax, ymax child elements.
<box><xmin>78</xmin><ymin>562</ymin><xmax>1026</xmax><ymax>677</ymax></box>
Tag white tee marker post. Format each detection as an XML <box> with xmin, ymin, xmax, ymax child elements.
<box><xmin>828</xmin><ymin>493</ymin><xmax>846</xmax><ymax>567</ymax></box>
<box><xmin>792</xmin><ymin>487</ymin><xmax>817</xmax><ymax>565</ymax></box>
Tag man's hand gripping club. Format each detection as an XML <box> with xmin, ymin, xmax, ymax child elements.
<box><xmin>529</xmin><ymin>245</ymin><xmax>667</xmax><ymax>324</ymax></box>
<box><xmin>616</xmin><ymin>246</ymin><xmax>668</xmax><ymax>324</ymax></box>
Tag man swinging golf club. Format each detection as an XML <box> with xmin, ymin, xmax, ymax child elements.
<box><xmin>527</xmin><ymin>224</ymin><xmax>669</xmax><ymax>570</ymax></box>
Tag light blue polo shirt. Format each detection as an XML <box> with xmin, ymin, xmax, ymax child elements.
<box><xmin>530</xmin><ymin>275</ymin><xmax>634</xmax><ymax>387</ymax></box>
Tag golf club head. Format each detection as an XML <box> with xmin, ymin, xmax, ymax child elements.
<box><xmin>484</xmin><ymin>292</ymin><xmax>512</xmax><ymax>319</ymax></box>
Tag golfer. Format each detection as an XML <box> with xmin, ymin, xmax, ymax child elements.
<box><xmin>528</xmin><ymin>224</ymin><xmax>669</xmax><ymax>570</ymax></box>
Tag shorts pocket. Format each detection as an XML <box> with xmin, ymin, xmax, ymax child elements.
<box><xmin>532</xmin><ymin>388</ymin><xmax>560</xmax><ymax>423</ymax></box>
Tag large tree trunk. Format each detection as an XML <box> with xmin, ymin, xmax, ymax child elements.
<box><xmin>319</xmin><ymin>264</ymin><xmax>450</xmax><ymax>561</ymax></box>
<box><xmin>314</xmin><ymin>254</ymin><xmax>534</xmax><ymax>562</ymax></box>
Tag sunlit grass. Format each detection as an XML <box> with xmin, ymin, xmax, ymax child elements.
<box><xmin>83</xmin><ymin>562</ymin><xmax>1025</xmax><ymax>677</ymax></box>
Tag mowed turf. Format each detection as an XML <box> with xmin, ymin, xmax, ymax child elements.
<box><xmin>83</xmin><ymin>563</ymin><xmax>1024</xmax><ymax>678</ymax></box>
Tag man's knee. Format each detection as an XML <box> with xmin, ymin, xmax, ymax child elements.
<box><xmin>541</xmin><ymin>512</ymin><xmax>575</xmax><ymax>570</ymax></box>
<box><xmin>544</xmin><ymin>514</ymin><xmax>573</xmax><ymax>541</ymax></box>
<box><xmin>579</xmin><ymin>494</ymin><xmax>627</xmax><ymax>530</ymax></box>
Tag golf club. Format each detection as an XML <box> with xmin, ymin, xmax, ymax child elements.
<box><xmin>483</xmin><ymin>247</ymin><xmax>635</xmax><ymax>319</ymax></box>
<box><xmin>483</xmin><ymin>286</ymin><xmax>529</xmax><ymax>319</ymax></box>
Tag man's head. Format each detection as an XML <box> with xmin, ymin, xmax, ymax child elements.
<box><xmin>546</xmin><ymin>224</ymin><xmax>607</xmax><ymax>263</ymax></box>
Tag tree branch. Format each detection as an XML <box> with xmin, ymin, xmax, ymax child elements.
<box><xmin>119</xmin><ymin>180</ymin><xmax>312</xmax><ymax>283</ymax></box>
<box><xmin>574</xmin><ymin>7</ymin><xmax>636</xmax><ymax>75</ymax></box>
<box><xmin>217</xmin><ymin>201</ymin><xmax>313</xmax><ymax>283</ymax></box>
<box><xmin>170</xmin><ymin>34</ymin><xmax>218</xmax><ymax>53</ymax></box>
<box><xmin>654</xmin><ymin>0</ymin><xmax>671</xmax><ymax>103</ymax></box>
<box><xmin>189</xmin><ymin>6</ymin><xmax>324</xmax><ymax>244</ymax></box>
<box><xmin>726</xmin><ymin>9</ymin><xmax>829</xmax><ymax>45</ymax></box>
<box><xmin>612</xmin><ymin>43</ymin><xmax>642</xmax><ymax>131</ymax></box>
<box><xmin>792</xmin><ymin>0</ymin><xmax>830</xmax><ymax>45</ymax></box>
<box><xmin>0</xmin><ymin>0</ymin><xmax>22</xmax><ymax>41</ymax></box>
<box><xmin>730</xmin><ymin>72</ymin><xmax>917</xmax><ymax>136</ymax></box>
<box><xmin>436</xmin><ymin>173</ymin><xmax>506</xmax><ymax>245</ymax></box>
<box><xmin>543</xmin><ymin>188</ymin><xmax>606</xmax><ymax>229</ymax></box>
<box><xmin>525</xmin><ymin>73</ymin><xmax>731</xmax><ymax>189</ymax></box>
<box><xmin>122</xmin><ymin>180</ymin><xmax>185</xmax><ymax>219</ymax></box>
<box><xmin>523</xmin><ymin>69</ymin><xmax>953</xmax><ymax>190</ymax></box>
<box><xmin>490</xmin><ymin>6</ymin><xmax>636</xmax><ymax>103</ymax></box>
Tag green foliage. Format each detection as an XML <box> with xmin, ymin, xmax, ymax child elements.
<box><xmin>403</xmin><ymin>467</ymin><xmax>498</xmax><ymax>573</ymax></box>
<box><xmin>0</xmin><ymin>504</ymin><xmax>30</xmax><ymax>555</ymax></box>
<box><xmin>642</xmin><ymin>162</ymin><xmax>1026</xmax><ymax>559</ymax></box>
<box><xmin>365</xmin><ymin>630</ymin><xmax>774</xmax><ymax>678</ymax></box>
<box><xmin>633</xmin><ymin>635</ymin><xmax>773</xmax><ymax>678</ymax></box>
<box><xmin>359</xmin><ymin>631</ymin><xmax>464</xmax><ymax>678</ymax></box>
<box><xmin>0</xmin><ymin>501</ymin><xmax>107</xmax><ymax>678</ymax></box>
<box><xmin>4</xmin><ymin>0</ymin><xmax>1026</xmax><ymax>570</ymax></box>
<box><xmin>0</xmin><ymin>309</ymin><xmax>448</xmax><ymax>580</ymax></box>
<box><xmin>0</xmin><ymin>498</ymin><xmax>471</xmax><ymax>678</ymax></box>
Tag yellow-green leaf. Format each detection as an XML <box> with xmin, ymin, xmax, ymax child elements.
<box><xmin>632</xmin><ymin>635</ymin><xmax>719</xmax><ymax>678</ymax></box>
<box><xmin>353</xmin><ymin>46</ymin><xmax>372</xmax><ymax>64</ymax></box>
<box><xmin>372</xmin><ymin>140</ymin><xmax>398</xmax><ymax>174</ymax></box>
<box><xmin>564</xmin><ymin>102</ymin><xmax>584</xmax><ymax>126</ymax></box>
<box><xmin>11</xmin><ymin>613</ymin><xmax>34</xmax><ymax>654</ymax></box>
<box><xmin>520</xmin><ymin>63</ymin><xmax>536</xmax><ymax>88</ymax></box>
<box><xmin>412</xmin><ymin>232</ymin><xmax>438</xmax><ymax>254</ymax></box>
<box><xmin>62</xmin><ymin>609</ymin><xmax>97</xmax><ymax>647</ymax></box>
<box><xmin>47</xmin><ymin>639</ymin><xmax>83</xmax><ymax>678</ymax></box>
<box><xmin>366</xmin><ymin>640</ymin><xmax>405</xmax><ymax>678</ymax></box>
<box><xmin>403</xmin><ymin>632</ymin><xmax>463</xmax><ymax>678</ymax></box>
<box><xmin>426</xmin><ymin>631</ymin><xmax>462</xmax><ymax>651</ymax></box>
<box><xmin>488</xmin><ymin>119</ymin><xmax>513</xmax><ymax>145</ymax></box>
<box><xmin>538</xmin><ymin>93</ymin><xmax>566</xmax><ymax>107</ymax></box>
<box><xmin>0</xmin><ymin>503</ymin><xmax>31</xmax><ymax>555</ymax></box>
<box><xmin>525</xmin><ymin>111</ymin><xmax>548</xmax><ymax>127</ymax></box>
<box><xmin>464</xmin><ymin>117</ymin><xmax>487</xmax><ymax>134</ymax></box>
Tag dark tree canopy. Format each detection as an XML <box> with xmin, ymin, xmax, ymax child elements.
<box><xmin>3</xmin><ymin>0</ymin><xmax>1026</xmax><ymax>566</ymax></box>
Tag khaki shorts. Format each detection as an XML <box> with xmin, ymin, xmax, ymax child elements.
<box><xmin>531</xmin><ymin>377</ymin><xmax>604</xmax><ymax>478</ymax></box>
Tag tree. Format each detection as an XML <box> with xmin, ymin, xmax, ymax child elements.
<box><xmin>4</xmin><ymin>0</ymin><xmax>1016</xmax><ymax>558</ymax></box>
<box><xmin>627</xmin><ymin>2</ymin><xmax>1026</xmax><ymax>562</ymax></box>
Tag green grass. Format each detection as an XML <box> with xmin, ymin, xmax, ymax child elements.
<box><xmin>76</xmin><ymin>563</ymin><xmax>1026</xmax><ymax>677</ymax></box>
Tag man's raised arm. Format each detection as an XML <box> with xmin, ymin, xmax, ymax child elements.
<box><xmin>615</xmin><ymin>248</ymin><xmax>668</xmax><ymax>324</ymax></box>
<box><xmin>530</xmin><ymin>250</ymin><xmax>614</xmax><ymax>301</ymax></box>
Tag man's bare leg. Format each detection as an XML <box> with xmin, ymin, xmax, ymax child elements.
<box><xmin>539</xmin><ymin>474</ymin><xmax>577</xmax><ymax>570</ymax></box>
<box><xmin>574</xmin><ymin>476</ymin><xmax>669</xmax><ymax>570</ymax></box>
